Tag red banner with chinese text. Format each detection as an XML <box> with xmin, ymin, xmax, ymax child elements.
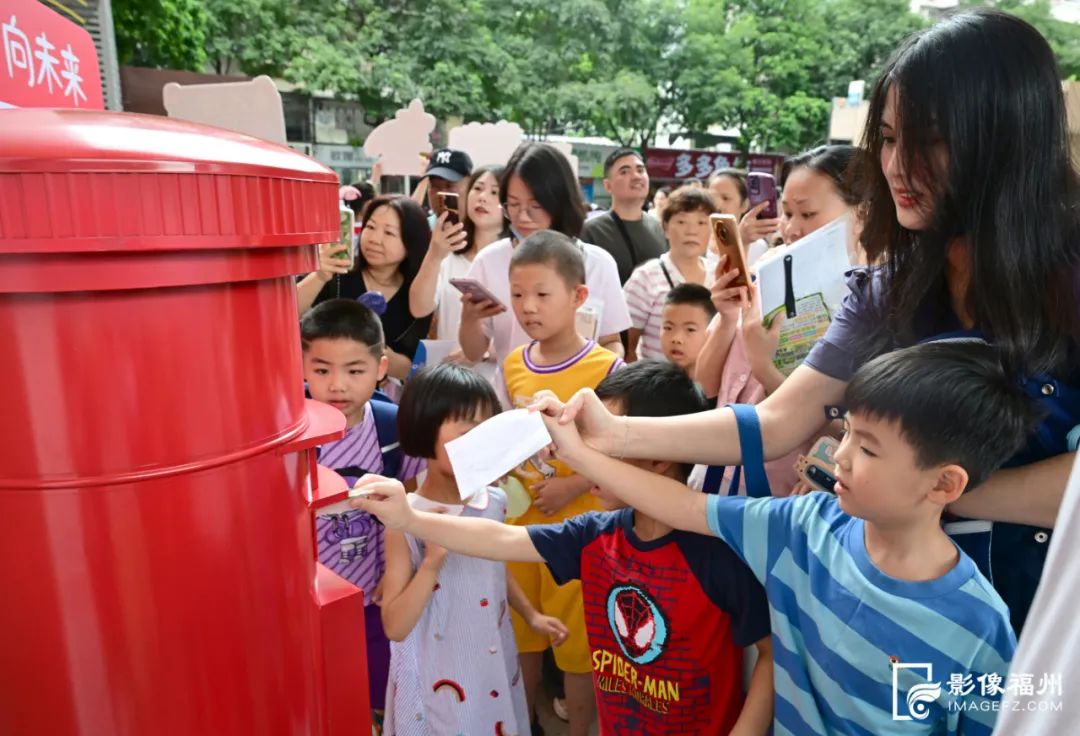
<box><xmin>1</xmin><ymin>0</ymin><xmax>104</xmax><ymax>109</ymax></box>
<box><xmin>645</xmin><ymin>148</ymin><xmax>785</xmax><ymax>181</ymax></box>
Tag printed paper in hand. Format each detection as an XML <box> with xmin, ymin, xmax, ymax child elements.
<box><xmin>757</xmin><ymin>214</ymin><xmax>852</xmax><ymax>321</ymax></box>
<box><xmin>756</xmin><ymin>215</ymin><xmax>852</xmax><ymax>375</ymax></box>
<box><xmin>772</xmin><ymin>294</ymin><xmax>832</xmax><ymax>376</ymax></box>
<box><xmin>445</xmin><ymin>409</ymin><xmax>552</xmax><ymax>500</ymax></box>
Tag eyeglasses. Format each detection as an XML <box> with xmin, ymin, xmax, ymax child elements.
<box><xmin>505</xmin><ymin>201</ymin><xmax>547</xmax><ymax>220</ymax></box>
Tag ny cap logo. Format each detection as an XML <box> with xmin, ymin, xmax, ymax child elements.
<box><xmin>436</xmin><ymin>151</ymin><xmax>452</xmax><ymax>164</ymax></box>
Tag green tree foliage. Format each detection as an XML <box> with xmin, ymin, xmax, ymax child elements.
<box><xmin>113</xmin><ymin>0</ymin><xmax>209</xmax><ymax>71</ymax></box>
<box><xmin>671</xmin><ymin>0</ymin><xmax>925</xmax><ymax>151</ymax></box>
<box><xmin>202</xmin><ymin>0</ymin><xmax>295</xmax><ymax>78</ymax></box>
<box><xmin>113</xmin><ymin>0</ymin><xmax>1077</xmax><ymax>151</ymax></box>
<box><xmin>530</xmin><ymin>0</ymin><xmax>684</xmax><ymax>146</ymax></box>
<box><xmin>823</xmin><ymin>0</ymin><xmax>927</xmax><ymax>93</ymax></box>
<box><xmin>967</xmin><ymin>0</ymin><xmax>1080</xmax><ymax>79</ymax></box>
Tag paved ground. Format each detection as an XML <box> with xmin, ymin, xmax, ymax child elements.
<box><xmin>534</xmin><ymin>686</ymin><xmax>599</xmax><ymax>736</ymax></box>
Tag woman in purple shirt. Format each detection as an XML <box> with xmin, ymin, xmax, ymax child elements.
<box><xmin>552</xmin><ymin>9</ymin><xmax>1080</xmax><ymax>633</ymax></box>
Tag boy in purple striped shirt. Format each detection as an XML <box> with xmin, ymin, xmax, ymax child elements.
<box><xmin>301</xmin><ymin>299</ymin><xmax>425</xmax><ymax>732</ymax></box>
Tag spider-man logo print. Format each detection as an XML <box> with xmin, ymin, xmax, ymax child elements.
<box><xmin>605</xmin><ymin>584</ymin><xmax>669</xmax><ymax>665</ymax></box>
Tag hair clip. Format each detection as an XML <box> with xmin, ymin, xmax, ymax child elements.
<box><xmin>357</xmin><ymin>291</ymin><xmax>387</xmax><ymax>316</ymax></box>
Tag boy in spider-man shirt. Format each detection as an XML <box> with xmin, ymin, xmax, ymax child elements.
<box><xmin>351</xmin><ymin>360</ymin><xmax>773</xmax><ymax>735</ymax></box>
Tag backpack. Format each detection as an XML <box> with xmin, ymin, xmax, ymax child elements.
<box><xmin>368</xmin><ymin>394</ymin><xmax>403</xmax><ymax>479</ymax></box>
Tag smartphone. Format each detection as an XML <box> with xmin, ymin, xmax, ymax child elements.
<box><xmin>336</xmin><ymin>204</ymin><xmax>356</xmax><ymax>269</ymax></box>
<box><xmin>449</xmin><ymin>278</ymin><xmax>505</xmax><ymax>308</ymax></box>
<box><xmin>747</xmin><ymin>172</ymin><xmax>778</xmax><ymax>219</ymax></box>
<box><xmin>710</xmin><ymin>213</ymin><xmax>750</xmax><ymax>288</ymax></box>
<box><xmin>795</xmin><ymin>436</ymin><xmax>840</xmax><ymax>493</ymax></box>
<box><xmin>438</xmin><ymin>191</ymin><xmax>460</xmax><ymax>226</ymax></box>
<box><xmin>805</xmin><ymin>464</ymin><xmax>837</xmax><ymax>493</ymax></box>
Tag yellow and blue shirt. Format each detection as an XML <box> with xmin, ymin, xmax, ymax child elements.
<box><xmin>503</xmin><ymin>339</ymin><xmax>622</xmax><ymax>525</ymax></box>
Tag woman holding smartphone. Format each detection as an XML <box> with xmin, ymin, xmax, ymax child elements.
<box><xmin>297</xmin><ymin>195</ymin><xmax>433</xmax><ymax>380</ymax></box>
<box><xmin>550</xmin><ymin>9</ymin><xmax>1080</xmax><ymax>635</ymax></box>
<box><xmin>409</xmin><ymin>165</ymin><xmax>508</xmax><ymax>353</ymax></box>
<box><xmin>692</xmin><ymin>145</ymin><xmax>861</xmax><ymax>496</ymax></box>
<box><xmin>708</xmin><ymin>169</ymin><xmax>781</xmax><ymax>257</ymax></box>
<box><xmin>457</xmin><ymin>143</ymin><xmax>631</xmax><ymax>366</ymax></box>
<box><xmin>699</xmin><ymin>145</ymin><xmax>861</xmax><ymax>400</ymax></box>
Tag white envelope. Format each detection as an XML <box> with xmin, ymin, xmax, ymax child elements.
<box><xmin>445</xmin><ymin>409</ymin><xmax>552</xmax><ymax>500</ymax></box>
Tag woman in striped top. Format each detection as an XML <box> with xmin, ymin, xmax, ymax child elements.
<box><xmin>623</xmin><ymin>187</ymin><xmax>717</xmax><ymax>362</ymax></box>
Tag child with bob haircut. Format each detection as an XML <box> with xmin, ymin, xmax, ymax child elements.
<box><xmin>377</xmin><ymin>363</ymin><xmax>567</xmax><ymax>736</ymax></box>
<box><xmin>350</xmin><ymin>360</ymin><xmax>774</xmax><ymax>735</ymax></box>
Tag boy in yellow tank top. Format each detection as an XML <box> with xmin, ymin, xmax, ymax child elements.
<box><xmin>502</xmin><ymin>231</ymin><xmax>622</xmax><ymax>735</ymax></box>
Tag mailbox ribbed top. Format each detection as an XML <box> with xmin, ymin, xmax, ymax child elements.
<box><xmin>0</xmin><ymin>108</ymin><xmax>339</xmax><ymax>252</ymax></box>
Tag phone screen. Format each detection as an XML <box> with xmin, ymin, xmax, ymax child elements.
<box><xmin>336</xmin><ymin>206</ymin><xmax>355</xmax><ymax>270</ymax></box>
<box><xmin>449</xmin><ymin>278</ymin><xmax>504</xmax><ymax>308</ymax></box>
<box><xmin>747</xmin><ymin>173</ymin><xmax>778</xmax><ymax>219</ymax></box>
<box><xmin>806</xmin><ymin>464</ymin><xmax>837</xmax><ymax>493</ymax></box>
<box><xmin>710</xmin><ymin>214</ymin><xmax>750</xmax><ymax>287</ymax></box>
<box><xmin>438</xmin><ymin>192</ymin><xmax>460</xmax><ymax>225</ymax></box>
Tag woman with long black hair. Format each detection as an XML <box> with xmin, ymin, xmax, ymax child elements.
<box><xmin>458</xmin><ymin>142</ymin><xmax>631</xmax><ymax>367</ymax></box>
<box><xmin>548</xmin><ymin>8</ymin><xmax>1080</xmax><ymax>635</ymax></box>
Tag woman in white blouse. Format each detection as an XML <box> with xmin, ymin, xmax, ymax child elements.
<box><xmin>457</xmin><ymin>143</ymin><xmax>631</xmax><ymax>367</ymax></box>
<box><xmin>409</xmin><ymin>165</ymin><xmax>507</xmax><ymax>363</ymax></box>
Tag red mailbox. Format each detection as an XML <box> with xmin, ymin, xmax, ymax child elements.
<box><xmin>0</xmin><ymin>109</ymin><xmax>369</xmax><ymax>735</ymax></box>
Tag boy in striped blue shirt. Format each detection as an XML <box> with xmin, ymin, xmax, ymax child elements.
<box><xmin>533</xmin><ymin>342</ymin><xmax>1038</xmax><ymax>735</ymax></box>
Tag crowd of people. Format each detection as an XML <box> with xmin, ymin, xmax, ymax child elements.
<box><xmin>296</xmin><ymin>9</ymin><xmax>1079</xmax><ymax>735</ymax></box>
